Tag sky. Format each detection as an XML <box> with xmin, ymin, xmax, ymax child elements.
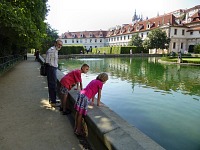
<box><xmin>45</xmin><ymin>0</ymin><xmax>200</xmax><ymax>35</ymax></box>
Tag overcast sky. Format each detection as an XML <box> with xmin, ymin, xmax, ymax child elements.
<box><xmin>45</xmin><ymin>0</ymin><xmax>200</xmax><ymax>35</ymax></box>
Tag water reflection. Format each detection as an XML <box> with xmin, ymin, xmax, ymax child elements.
<box><xmin>60</xmin><ymin>57</ymin><xmax>200</xmax><ymax>150</ymax></box>
<box><xmin>62</xmin><ymin>57</ymin><xmax>200</xmax><ymax>97</ymax></box>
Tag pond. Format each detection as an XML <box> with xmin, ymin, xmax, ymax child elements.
<box><xmin>59</xmin><ymin>57</ymin><xmax>200</xmax><ymax>150</ymax></box>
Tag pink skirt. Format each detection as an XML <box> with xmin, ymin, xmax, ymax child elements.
<box><xmin>74</xmin><ymin>93</ymin><xmax>90</xmax><ymax>116</ymax></box>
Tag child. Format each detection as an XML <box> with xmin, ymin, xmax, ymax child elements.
<box><xmin>60</xmin><ymin>64</ymin><xmax>89</xmax><ymax>115</ymax></box>
<box><xmin>74</xmin><ymin>72</ymin><xmax>109</xmax><ymax>136</ymax></box>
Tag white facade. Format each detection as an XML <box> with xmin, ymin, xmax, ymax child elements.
<box><xmin>62</xmin><ymin>38</ymin><xmax>107</xmax><ymax>50</ymax></box>
<box><xmin>60</xmin><ymin>5</ymin><xmax>200</xmax><ymax>54</ymax></box>
<box><xmin>60</xmin><ymin>31</ymin><xmax>108</xmax><ymax>50</ymax></box>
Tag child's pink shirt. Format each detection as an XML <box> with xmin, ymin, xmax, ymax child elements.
<box><xmin>81</xmin><ymin>79</ymin><xmax>103</xmax><ymax>99</ymax></box>
<box><xmin>60</xmin><ymin>69</ymin><xmax>82</xmax><ymax>90</ymax></box>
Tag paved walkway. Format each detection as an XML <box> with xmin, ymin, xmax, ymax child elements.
<box><xmin>0</xmin><ymin>54</ymin><xmax>88</xmax><ymax>150</ymax></box>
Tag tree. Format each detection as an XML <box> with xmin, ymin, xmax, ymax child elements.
<box><xmin>40</xmin><ymin>24</ymin><xmax>59</xmax><ymax>54</ymax></box>
<box><xmin>128</xmin><ymin>33</ymin><xmax>143</xmax><ymax>47</ymax></box>
<box><xmin>143</xmin><ymin>28</ymin><xmax>170</xmax><ymax>50</ymax></box>
<box><xmin>194</xmin><ymin>44</ymin><xmax>200</xmax><ymax>54</ymax></box>
<box><xmin>0</xmin><ymin>0</ymin><xmax>50</xmax><ymax>56</ymax></box>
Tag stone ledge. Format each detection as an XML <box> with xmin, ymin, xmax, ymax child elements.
<box><xmin>58</xmin><ymin>68</ymin><xmax>164</xmax><ymax>149</ymax></box>
<box><xmin>40</xmin><ymin>56</ymin><xmax>165</xmax><ymax>150</ymax></box>
<box><xmin>68</xmin><ymin>88</ymin><xmax>164</xmax><ymax>150</ymax></box>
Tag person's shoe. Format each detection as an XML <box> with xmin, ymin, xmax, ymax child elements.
<box><xmin>62</xmin><ymin>109</ymin><xmax>71</xmax><ymax>115</ymax></box>
<box><xmin>74</xmin><ymin>130</ymin><xmax>85</xmax><ymax>137</ymax></box>
<box><xmin>59</xmin><ymin>107</ymin><xmax>63</xmax><ymax>111</ymax></box>
<box><xmin>51</xmin><ymin>103</ymin><xmax>60</xmax><ymax>107</ymax></box>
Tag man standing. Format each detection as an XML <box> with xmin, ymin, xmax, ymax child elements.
<box><xmin>45</xmin><ymin>40</ymin><xmax>63</xmax><ymax>107</ymax></box>
<box><xmin>24</xmin><ymin>49</ymin><xmax>28</xmax><ymax>60</ymax></box>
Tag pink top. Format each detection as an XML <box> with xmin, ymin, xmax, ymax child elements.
<box><xmin>60</xmin><ymin>69</ymin><xmax>82</xmax><ymax>90</ymax></box>
<box><xmin>81</xmin><ymin>79</ymin><xmax>103</xmax><ymax>99</ymax></box>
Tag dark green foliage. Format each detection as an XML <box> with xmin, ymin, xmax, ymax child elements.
<box><xmin>92</xmin><ymin>47</ymin><xmax>111</xmax><ymax>54</ymax></box>
<box><xmin>92</xmin><ymin>46</ymin><xmax>146</xmax><ymax>54</ymax></box>
<box><xmin>0</xmin><ymin>0</ymin><xmax>53</xmax><ymax>57</ymax></box>
<box><xmin>120</xmin><ymin>46</ymin><xmax>145</xmax><ymax>54</ymax></box>
<box><xmin>194</xmin><ymin>44</ymin><xmax>200</xmax><ymax>54</ymax></box>
<box><xmin>128</xmin><ymin>33</ymin><xmax>143</xmax><ymax>47</ymax></box>
<box><xmin>40</xmin><ymin>24</ymin><xmax>59</xmax><ymax>54</ymax></box>
<box><xmin>59</xmin><ymin>45</ymin><xmax>85</xmax><ymax>55</ymax></box>
<box><xmin>143</xmin><ymin>28</ymin><xmax>170</xmax><ymax>50</ymax></box>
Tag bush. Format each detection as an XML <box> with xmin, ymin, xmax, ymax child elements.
<box><xmin>93</xmin><ymin>47</ymin><xmax>111</xmax><ymax>54</ymax></box>
<box><xmin>194</xmin><ymin>44</ymin><xmax>200</xmax><ymax>54</ymax></box>
<box><xmin>59</xmin><ymin>45</ymin><xmax>85</xmax><ymax>55</ymax></box>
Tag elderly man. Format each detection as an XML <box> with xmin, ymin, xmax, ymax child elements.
<box><xmin>45</xmin><ymin>40</ymin><xmax>63</xmax><ymax>107</ymax></box>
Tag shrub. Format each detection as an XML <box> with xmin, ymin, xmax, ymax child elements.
<box><xmin>59</xmin><ymin>45</ymin><xmax>85</xmax><ymax>55</ymax></box>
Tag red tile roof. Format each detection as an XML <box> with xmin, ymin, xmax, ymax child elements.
<box><xmin>60</xmin><ymin>5</ymin><xmax>200</xmax><ymax>38</ymax></box>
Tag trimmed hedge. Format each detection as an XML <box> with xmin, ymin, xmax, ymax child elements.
<box><xmin>111</xmin><ymin>47</ymin><xmax>121</xmax><ymax>54</ymax></box>
<box><xmin>92</xmin><ymin>46</ymin><xmax>146</xmax><ymax>54</ymax></box>
<box><xmin>59</xmin><ymin>45</ymin><xmax>85</xmax><ymax>55</ymax></box>
<box><xmin>92</xmin><ymin>47</ymin><xmax>111</xmax><ymax>54</ymax></box>
<box><xmin>120</xmin><ymin>46</ymin><xmax>145</xmax><ymax>54</ymax></box>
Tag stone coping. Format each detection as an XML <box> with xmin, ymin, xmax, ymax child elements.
<box><xmin>39</xmin><ymin>55</ymin><xmax>164</xmax><ymax>150</ymax></box>
<box><xmin>57</xmin><ymin>70</ymin><xmax>165</xmax><ymax>150</ymax></box>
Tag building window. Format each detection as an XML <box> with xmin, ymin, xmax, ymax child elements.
<box><xmin>182</xmin><ymin>29</ymin><xmax>185</xmax><ymax>35</ymax></box>
<box><xmin>128</xmin><ymin>35</ymin><xmax>130</xmax><ymax>39</ymax></box>
<box><xmin>85</xmin><ymin>39</ymin><xmax>87</xmax><ymax>43</ymax></box>
<box><xmin>181</xmin><ymin>43</ymin><xmax>183</xmax><ymax>49</ymax></box>
<box><xmin>136</xmin><ymin>25</ymin><xmax>140</xmax><ymax>31</ymax></box>
<box><xmin>90</xmin><ymin>39</ymin><xmax>92</xmax><ymax>43</ymax></box>
<box><xmin>124</xmin><ymin>36</ymin><xmax>126</xmax><ymax>40</ymax></box>
<box><xmin>146</xmin><ymin>24</ymin><xmax>150</xmax><ymax>29</ymax></box>
<box><xmin>99</xmin><ymin>31</ymin><xmax>103</xmax><ymax>37</ymax></box>
<box><xmin>190</xmin><ymin>31</ymin><xmax>193</xmax><ymax>35</ymax></box>
<box><xmin>100</xmin><ymin>39</ymin><xmax>102</xmax><ymax>42</ymax></box>
<box><xmin>120</xmin><ymin>36</ymin><xmax>122</xmax><ymax>40</ymax></box>
<box><xmin>173</xmin><ymin>42</ymin><xmax>176</xmax><ymax>49</ymax></box>
<box><xmin>65</xmin><ymin>40</ymin><xmax>67</xmax><ymax>43</ymax></box>
<box><xmin>76</xmin><ymin>40</ymin><xmax>79</xmax><ymax>43</ymax></box>
<box><xmin>80</xmin><ymin>39</ymin><xmax>82</xmax><ymax>43</ymax></box>
<box><xmin>174</xmin><ymin>29</ymin><xmax>177</xmax><ymax>35</ymax></box>
<box><xmin>117</xmin><ymin>37</ymin><xmax>119</xmax><ymax>41</ymax></box>
<box><xmin>95</xmin><ymin>39</ymin><xmax>97</xmax><ymax>42</ymax></box>
<box><xmin>72</xmin><ymin>40</ymin><xmax>74</xmax><ymax>43</ymax></box>
<box><xmin>89</xmin><ymin>32</ymin><xmax>93</xmax><ymax>37</ymax></box>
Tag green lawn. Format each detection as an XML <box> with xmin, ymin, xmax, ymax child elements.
<box><xmin>161</xmin><ymin>57</ymin><xmax>200</xmax><ymax>64</ymax></box>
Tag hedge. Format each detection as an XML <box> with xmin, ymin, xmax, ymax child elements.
<box><xmin>59</xmin><ymin>45</ymin><xmax>85</xmax><ymax>55</ymax></box>
<box><xmin>84</xmin><ymin>46</ymin><xmax>147</xmax><ymax>55</ymax></box>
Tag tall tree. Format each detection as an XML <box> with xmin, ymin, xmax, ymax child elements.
<box><xmin>128</xmin><ymin>33</ymin><xmax>143</xmax><ymax>47</ymax></box>
<box><xmin>40</xmin><ymin>24</ymin><xmax>59</xmax><ymax>54</ymax></box>
<box><xmin>143</xmin><ymin>28</ymin><xmax>170</xmax><ymax>50</ymax></box>
<box><xmin>194</xmin><ymin>44</ymin><xmax>200</xmax><ymax>54</ymax></box>
<box><xmin>0</xmin><ymin>0</ymin><xmax>49</xmax><ymax>56</ymax></box>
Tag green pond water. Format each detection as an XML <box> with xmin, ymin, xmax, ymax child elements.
<box><xmin>59</xmin><ymin>57</ymin><xmax>200</xmax><ymax>150</ymax></box>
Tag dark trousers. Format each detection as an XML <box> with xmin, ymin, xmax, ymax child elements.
<box><xmin>46</xmin><ymin>65</ymin><xmax>57</xmax><ymax>103</ymax></box>
<box><xmin>24</xmin><ymin>55</ymin><xmax>27</xmax><ymax>60</ymax></box>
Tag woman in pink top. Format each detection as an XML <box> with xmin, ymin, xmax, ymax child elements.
<box><xmin>60</xmin><ymin>64</ymin><xmax>89</xmax><ymax>115</ymax></box>
<box><xmin>74</xmin><ymin>72</ymin><xmax>108</xmax><ymax>136</ymax></box>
